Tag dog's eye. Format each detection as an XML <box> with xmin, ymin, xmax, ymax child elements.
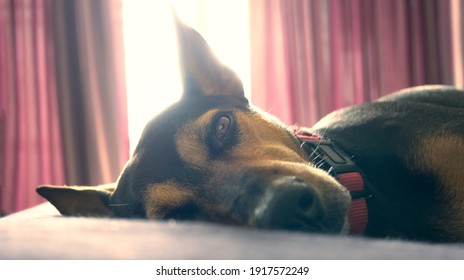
<box><xmin>209</xmin><ymin>113</ymin><xmax>236</xmax><ymax>153</ymax></box>
<box><xmin>216</xmin><ymin>116</ymin><xmax>231</xmax><ymax>141</ymax></box>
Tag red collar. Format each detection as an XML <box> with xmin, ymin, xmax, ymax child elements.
<box><xmin>294</xmin><ymin>130</ymin><xmax>370</xmax><ymax>235</ymax></box>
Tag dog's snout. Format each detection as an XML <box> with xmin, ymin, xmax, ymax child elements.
<box><xmin>298</xmin><ymin>190</ymin><xmax>318</xmax><ymax>213</ymax></box>
<box><xmin>254</xmin><ymin>177</ymin><xmax>324</xmax><ymax>232</ymax></box>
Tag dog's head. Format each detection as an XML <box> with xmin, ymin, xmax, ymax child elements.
<box><xmin>37</xmin><ymin>18</ymin><xmax>351</xmax><ymax>234</ymax></box>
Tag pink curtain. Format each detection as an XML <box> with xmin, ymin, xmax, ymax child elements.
<box><xmin>250</xmin><ymin>0</ymin><xmax>463</xmax><ymax>126</ymax></box>
<box><xmin>0</xmin><ymin>0</ymin><xmax>129</xmax><ymax>215</ymax></box>
<box><xmin>51</xmin><ymin>0</ymin><xmax>129</xmax><ymax>186</ymax></box>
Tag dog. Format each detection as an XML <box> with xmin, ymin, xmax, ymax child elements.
<box><xmin>37</xmin><ymin>18</ymin><xmax>464</xmax><ymax>243</ymax></box>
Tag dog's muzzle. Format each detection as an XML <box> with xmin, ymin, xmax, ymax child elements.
<box><xmin>254</xmin><ymin>177</ymin><xmax>325</xmax><ymax>232</ymax></box>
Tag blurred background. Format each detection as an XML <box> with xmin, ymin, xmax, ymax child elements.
<box><xmin>1</xmin><ymin>0</ymin><xmax>463</xmax><ymax>215</ymax></box>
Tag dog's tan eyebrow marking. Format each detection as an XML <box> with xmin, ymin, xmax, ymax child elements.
<box><xmin>175</xmin><ymin>109</ymin><xmax>220</xmax><ymax>168</ymax></box>
<box><xmin>232</xmin><ymin>110</ymin><xmax>308</xmax><ymax>162</ymax></box>
<box><xmin>145</xmin><ymin>182</ymin><xmax>193</xmax><ymax>219</ymax></box>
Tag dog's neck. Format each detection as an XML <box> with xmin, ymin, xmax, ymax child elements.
<box><xmin>294</xmin><ymin>129</ymin><xmax>370</xmax><ymax>235</ymax></box>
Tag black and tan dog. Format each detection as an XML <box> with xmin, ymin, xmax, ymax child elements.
<box><xmin>37</xmin><ymin>19</ymin><xmax>464</xmax><ymax>243</ymax></box>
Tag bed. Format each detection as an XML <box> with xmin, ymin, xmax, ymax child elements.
<box><xmin>1</xmin><ymin>202</ymin><xmax>464</xmax><ymax>259</ymax></box>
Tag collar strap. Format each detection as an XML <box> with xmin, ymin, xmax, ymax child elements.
<box><xmin>295</xmin><ymin>131</ymin><xmax>370</xmax><ymax>235</ymax></box>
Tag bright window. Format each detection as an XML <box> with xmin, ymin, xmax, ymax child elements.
<box><xmin>122</xmin><ymin>0</ymin><xmax>250</xmax><ymax>154</ymax></box>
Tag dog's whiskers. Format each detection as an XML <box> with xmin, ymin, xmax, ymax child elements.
<box><xmin>327</xmin><ymin>164</ymin><xmax>342</xmax><ymax>175</ymax></box>
<box><xmin>315</xmin><ymin>156</ymin><xmax>329</xmax><ymax>169</ymax></box>
<box><xmin>308</xmin><ymin>143</ymin><xmax>321</xmax><ymax>159</ymax></box>
<box><xmin>307</xmin><ymin>127</ymin><xmax>328</xmax><ymax>160</ymax></box>
<box><xmin>311</xmin><ymin>153</ymin><xmax>323</xmax><ymax>161</ymax></box>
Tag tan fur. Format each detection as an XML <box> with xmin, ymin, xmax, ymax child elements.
<box><xmin>174</xmin><ymin>107</ymin><xmax>347</xmax><ymax>218</ymax></box>
<box><xmin>175</xmin><ymin>110</ymin><xmax>218</xmax><ymax>168</ymax></box>
<box><xmin>417</xmin><ymin>135</ymin><xmax>464</xmax><ymax>198</ymax></box>
<box><xmin>145</xmin><ymin>182</ymin><xmax>193</xmax><ymax>219</ymax></box>
<box><xmin>415</xmin><ymin>135</ymin><xmax>464</xmax><ymax>237</ymax></box>
<box><xmin>230</xmin><ymin>110</ymin><xmax>342</xmax><ymax>193</ymax></box>
<box><xmin>175</xmin><ymin>108</ymin><xmax>307</xmax><ymax>166</ymax></box>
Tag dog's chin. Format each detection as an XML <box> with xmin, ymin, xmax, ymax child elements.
<box><xmin>319</xmin><ymin>215</ymin><xmax>350</xmax><ymax>235</ymax></box>
<box><xmin>301</xmin><ymin>215</ymin><xmax>350</xmax><ymax>235</ymax></box>
<box><xmin>251</xmin><ymin>214</ymin><xmax>349</xmax><ymax>235</ymax></box>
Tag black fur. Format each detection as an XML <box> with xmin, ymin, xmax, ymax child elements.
<box><xmin>311</xmin><ymin>85</ymin><xmax>464</xmax><ymax>241</ymax></box>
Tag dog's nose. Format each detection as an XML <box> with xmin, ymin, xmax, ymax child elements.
<box><xmin>255</xmin><ymin>177</ymin><xmax>324</xmax><ymax>231</ymax></box>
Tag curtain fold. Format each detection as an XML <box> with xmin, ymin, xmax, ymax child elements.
<box><xmin>0</xmin><ymin>0</ymin><xmax>65</xmax><ymax>214</ymax></box>
<box><xmin>0</xmin><ymin>0</ymin><xmax>129</xmax><ymax>214</ymax></box>
<box><xmin>52</xmin><ymin>0</ymin><xmax>129</xmax><ymax>185</ymax></box>
<box><xmin>250</xmin><ymin>0</ymin><xmax>463</xmax><ymax>127</ymax></box>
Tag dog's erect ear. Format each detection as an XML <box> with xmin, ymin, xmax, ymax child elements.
<box><xmin>36</xmin><ymin>184</ymin><xmax>115</xmax><ymax>217</ymax></box>
<box><xmin>174</xmin><ymin>16</ymin><xmax>246</xmax><ymax>102</ymax></box>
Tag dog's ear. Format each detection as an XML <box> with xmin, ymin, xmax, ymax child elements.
<box><xmin>174</xmin><ymin>16</ymin><xmax>246</xmax><ymax>102</ymax></box>
<box><xmin>36</xmin><ymin>184</ymin><xmax>115</xmax><ymax>217</ymax></box>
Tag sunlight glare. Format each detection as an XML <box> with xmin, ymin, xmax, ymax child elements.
<box><xmin>122</xmin><ymin>0</ymin><xmax>249</xmax><ymax>154</ymax></box>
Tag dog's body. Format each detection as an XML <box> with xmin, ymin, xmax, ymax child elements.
<box><xmin>312</xmin><ymin>87</ymin><xmax>464</xmax><ymax>241</ymax></box>
<box><xmin>37</xmin><ymin>19</ymin><xmax>464</xmax><ymax>243</ymax></box>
